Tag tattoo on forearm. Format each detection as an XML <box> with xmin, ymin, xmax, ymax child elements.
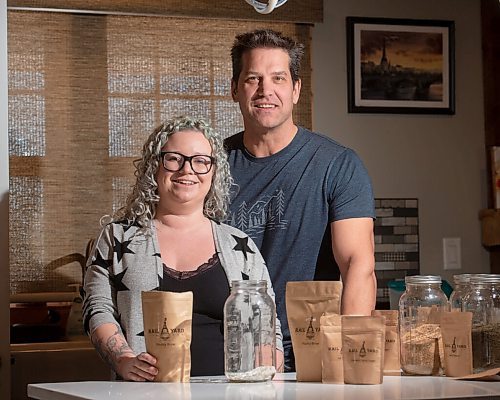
<box><xmin>92</xmin><ymin>327</ymin><xmax>134</xmax><ymax>371</ymax></box>
<box><xmin>277</xmin><ymin>358</ymin><xmax>284</xmax><ymax>372</ymax></box>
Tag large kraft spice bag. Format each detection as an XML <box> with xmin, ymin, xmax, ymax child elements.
<box><xmin>286</xmin><ymin>281</ymin><xmax>342</xmax><ymax>382</ymax></box>
<box><xmin>142</xmin><ymin>291</ymin><xmax>193</xmax><ymax>382</ymax></box>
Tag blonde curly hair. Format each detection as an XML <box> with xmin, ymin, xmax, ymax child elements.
<box><xmin>113</xmin><ymin>116</ymin><xmax>233</xmax><ymax>228</ymax></box>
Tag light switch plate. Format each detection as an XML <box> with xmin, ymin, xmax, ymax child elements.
<box><xmin>443</xmin><ymin>237</ymin><xmax>461</xmax><ymax>270</ymax></box>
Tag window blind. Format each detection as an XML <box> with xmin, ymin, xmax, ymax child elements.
<box><xmin>8</xmin><ymin>10</ymin><xmax>313</xmax><ymax>294</ymax></box>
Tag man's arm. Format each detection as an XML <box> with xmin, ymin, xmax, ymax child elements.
<box><xmin>330</xmin><ymin>217</ymin><xmax>376</xmax><ymax>315</ymax></box>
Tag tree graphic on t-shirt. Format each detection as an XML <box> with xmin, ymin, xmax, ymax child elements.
<box><xmin>229</xmin><ymin>190</ymin><xmax>288</xmax><ymax>235</ymax></box>
<box><xmin>276</xmin><ymin>190</ymin><xmax>285</xmax><ymax>222</ymax></box>
<box><xmin>236</xmin><ymin>201</ymin><xmax>249</xmax><ymax>231</ymax></box>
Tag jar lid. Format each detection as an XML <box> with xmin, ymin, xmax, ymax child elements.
<box><xmin>405</xmin><ymin>275</ymin><xmax>442</xmax><ymax>284</ymax></box>
<box><xmin>231</xmin><ymin>280</ymin><xmax>267</xmax><ymax>289</ymax></box>
<box><xmin>469</xmin><ymin>274</ymin><xmax>500</xmax><ymax>284</ymax></box>
<box><xmin>453</xmin><ymin>273</ymin><xmax>472</xmax><ymax>284</ymax></box>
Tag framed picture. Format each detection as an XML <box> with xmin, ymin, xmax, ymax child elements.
<box><xmin>346</xmin><ymin>17</ymin><xmax>455</xmax><ymax>114</ymax></box>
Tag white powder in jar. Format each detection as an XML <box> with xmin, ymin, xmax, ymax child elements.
<box><xmin>226</xmin><ymin>366</ymin><xmax>276</xmax><ymax>382</ymax></box>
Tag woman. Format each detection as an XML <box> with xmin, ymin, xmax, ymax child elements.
<box><xmin>83</xmin><ymin>116</ymin><xmax>283</xmax><ymax>381</ymax></box>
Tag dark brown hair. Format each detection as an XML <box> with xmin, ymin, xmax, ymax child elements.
<box><xmin>231</xmin><ymin>29</ymin><xmax>304</xmax><ymax>84</ymax></box>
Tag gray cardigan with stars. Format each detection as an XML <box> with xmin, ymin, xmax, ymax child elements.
<box><xmin>82</xmin><ymin>219</ymin><xmax>283</xmax><ymax>357</ymax></box>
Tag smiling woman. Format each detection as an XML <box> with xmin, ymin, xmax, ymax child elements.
<box><xmin>82</xmin><ymin>116</ymin><xmax>284</xmax><ymax>380</ymax></box>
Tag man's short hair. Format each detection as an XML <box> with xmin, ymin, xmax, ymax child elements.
<box><xmin>231</xmin><ymin>29</ymin><xmax>304</xmax><ymax>84</ymax></box>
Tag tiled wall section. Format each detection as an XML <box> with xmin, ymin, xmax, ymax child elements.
<box><xmin>374</xmin><ymin>198</ymin><xmax>419</xmax><ymax>304</ymax></box>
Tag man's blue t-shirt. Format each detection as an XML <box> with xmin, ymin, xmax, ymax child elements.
<box><xmin>224</xmin><ymin>126</ymin><xmax>375</xmax><ymax>364</ymax></box>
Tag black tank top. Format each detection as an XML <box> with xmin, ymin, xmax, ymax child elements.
<box><xmin>160</xmin><ymin>253</ymin><xmax>230</xmax><ymax>376</ymax></box>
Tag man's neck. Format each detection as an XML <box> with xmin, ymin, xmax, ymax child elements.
<box><xmin>243</xmin><ymin>123</ymin><xmax>298</xmax><ymax>157</ymax></box>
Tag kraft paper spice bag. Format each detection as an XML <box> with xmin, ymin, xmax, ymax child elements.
<box><xmin>342</xmin><ymin>315</ymin><xmax>385</xmax><ymax>385</ymax></box>
<box><xmin>320</xmin><ymin>313</ymin><xmax>343</xmax><ymax>383</ymax></box>
<box><xmin>441</xmin><ymin>311</ymin><xmax>473</xmax><ymax>377</ymax></box>
<box><xmin>286</xmin><ymin>281</ymin><xmax>342</xmax><ymax>382</ymax></box>
<box><xmin>142</xmin><ymin>291</ymin><xmax>193</xmax><ymax>382</ymax></box>
<box><xmin>372</xmin><ymin>310</ymin><xmax>401</xmax><ymax>374</ymax></box>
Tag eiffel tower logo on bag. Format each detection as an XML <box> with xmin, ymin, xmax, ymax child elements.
<box><xmin>306</xmin><ymin>316</ymin><xmax>315</xmax><ymax>339</ymax></box>
<box><xmin>160</xmin><ymin>317</ymin><xmax>170</xmax><ymax>340</ymax></box>
<box><xmin>359</xmin><ymin>341</ymin><xmax>367</xmax><ymax>358</ymax></box>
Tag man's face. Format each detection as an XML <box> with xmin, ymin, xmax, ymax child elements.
<box><xmin>231</xmin><ymin>47</ymin><xmax>301</xmax><ymax>133</ymax></box>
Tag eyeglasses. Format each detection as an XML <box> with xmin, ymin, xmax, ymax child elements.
<box><xmin>160</xmin><ymin>151</ymin><xmax>214</xmax><ymax>175</ymax></box>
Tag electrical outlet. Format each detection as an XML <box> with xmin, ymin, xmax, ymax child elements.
<box><xmin>443</xmin><ymin>237</ymin><xmax>461</xmax><ymax>270</ymax></box>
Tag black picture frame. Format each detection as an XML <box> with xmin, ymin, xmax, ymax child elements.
<box><xmin>346</xmin><ymin>17</ymin><xmax>455</xmax><ymax>114</ymax></box>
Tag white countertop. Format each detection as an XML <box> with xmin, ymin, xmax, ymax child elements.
<box><xmin>27</xmin><ymin>373</ymin><xmax>500</xmax><ymax>400</ymax></box>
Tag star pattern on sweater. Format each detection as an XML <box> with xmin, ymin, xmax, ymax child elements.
<box><xmin>92</xmin><ymin>250</ymin><xmax>112</xmax><ymax>270</ymax></box>
<box><xmin>231</xmin><ymin>235</ymin><xmax>255</xmax><ymax>260</ymax></box>
<box><xmin>113</xmin><ymin>237</ymin><xmax>135</xmax><ymax>263</ymax></box>
<box><xmin>116</xmin><ymin>314</ymin><xmax>127</xmax><ymax>337</ymax></box>
<box><xmin>109</xmin><ymin>268</ymin><xmax>130</xmax><ymax>292</ymax></box>
<box><xmin>117</xmin><ymin>220</ymin><xmax>137</xmax><ymax>234</ymax></box>
<box><xmin>121</xmin><ymin>224</ymin><xmax>134</xmax><ymax>233</ymax></box>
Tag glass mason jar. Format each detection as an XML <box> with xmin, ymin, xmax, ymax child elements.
<box><xmin>462</xmin><ymin>274</ymin><xmax>500</xmax><ymax>372</ymax></box>
<box><xmin>399</xmin><ymin>275</ymin><xmax>449</xmax><ymax>375</ymax></box>
<box><xmin>223</xmin><ymin>280</ymin><xmax>276</xmax><ymax>382</ymax></box>
<box><xmin>449</xmin><ymin>273</ymin><xmax>472</xmax><ymax>311</ymax></box>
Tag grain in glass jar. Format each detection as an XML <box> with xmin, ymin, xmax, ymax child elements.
<box><xmin>399</xmin><ymin>275</ymin><xmax>448</xmax><ymax>375</ymax></box>
<box><xmin>462</xmin><ymin>274</ymin><xmax>500</xmax><ymax>372</ymax></box>
<box><xmin>223</xmin><ymin>280</ymin><xmax>276</xmax><ymax>382</ymax></box>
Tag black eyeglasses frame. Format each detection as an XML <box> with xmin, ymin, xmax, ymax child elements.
<box><xmin>160</xmin><ymin>151</ymin><xmax>215</xmax><ymax>175</ymax></box>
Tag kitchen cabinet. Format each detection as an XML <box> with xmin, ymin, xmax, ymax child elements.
<box><xmin>11</xmin><ymin>340</ymin><xmax>110</xmax><ymax>400</ymax></box>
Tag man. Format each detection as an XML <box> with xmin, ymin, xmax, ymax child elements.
<box><xmin>224</xmin><ymin>29</ymin><xmax>376</xmax><ymax>371</ymax></box>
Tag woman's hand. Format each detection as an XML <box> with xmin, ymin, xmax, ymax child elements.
<box><xmin>115</xmin><ymin>352</ymin><xmax>158</xmax><ymax>382</ymax></box>
<box><xmin>91</xmin><ymin>323</ymin><xmax>158</xmax><ymax>381</ymax></box>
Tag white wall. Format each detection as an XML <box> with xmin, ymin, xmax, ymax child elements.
<box><xmin>0</xmin><ymin>0</ymin><xmax>10</xmax><ymax>397</ymax></box>
<box><xmin>312</xmin><ymin>0</ymin><xmax>489</xmax><ymax>283</ymax></box>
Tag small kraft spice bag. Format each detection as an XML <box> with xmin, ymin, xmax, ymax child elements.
<box><xmin>372</xmin><ymin>310</ymin><xmax>401</xmax><ymax>374</ymax></box>
<box><xmin>142</xmin><ymin>291</ymin><xmax>193</xmax><ymax>382</ymax></box>
<box><xmin>440</xmin><ymin>311</ymin><xmax>473</xmax><ymax>377</ymax></box>
<box><xmin>286</xmin><ymin>281</ymin><xmax>342</xmax><ymax>382</ymax></box>
<box><xmin>342</xmin><ymin>315</ymin><xmax>385</xmax><ymax>384</ymax></box>
<box><xmin>320</xmin><ymin>313</ymin><xmax>343</xmax><ymax>384</ymax></box>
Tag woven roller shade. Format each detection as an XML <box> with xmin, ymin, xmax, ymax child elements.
<box><xmin>8</xmin><ymin>0</ymin><xmax>323</xmax><ymax>23</ymax></box>
<box><xmin>8</xmin><ymin>10</ymin><xmax>313</xmax><ymax>295</ymax></box>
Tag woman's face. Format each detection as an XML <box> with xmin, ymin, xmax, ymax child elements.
<box><xmin>155</xmin><ymin>130</ymin><xmax>214</xmax><ymax>214</ymax></box>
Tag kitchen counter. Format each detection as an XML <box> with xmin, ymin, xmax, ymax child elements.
<box><xmin>27</xmin><ymin>373</ymin><xmax>500</xmax><ymax>400</ymax></box>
